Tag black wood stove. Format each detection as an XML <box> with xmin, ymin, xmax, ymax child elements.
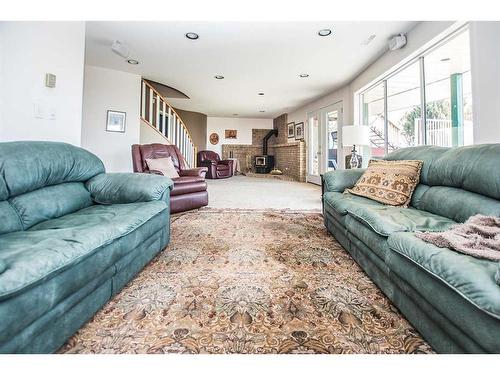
<box><xmin>254</xmin><ymin>129</ymin><xmax>278</xmax><ymax>174</ymax></box>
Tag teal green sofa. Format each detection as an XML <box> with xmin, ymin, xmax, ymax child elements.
<box><xmin>322</xmin><ymin>144</ymin><xmax>500</xmax><ymax>353</ymax></box>
<box><xmin>0</xmin><ymin>141</ymin><xmax>174</xmax><ymax>353</ymax></box>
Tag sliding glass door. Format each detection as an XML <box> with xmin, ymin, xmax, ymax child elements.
<box><xmin>307</xmin><ymin>102</ymin><xmax>343</xmax><ymax>185</ymax></box>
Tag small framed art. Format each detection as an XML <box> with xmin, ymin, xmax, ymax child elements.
<box><xmin>106</xmin><ymin>110</ymin><xmax>126</xmax><ymax>133</ymax></box>
<box><xmin>294</xmin><ymin>122</ymin><xmax>304</xmax><ymax>140</ymax></box>
<box><xmin>287</xmin><ymin>122</ymin><xmax>295</xmax><ymax>138</ymax></box>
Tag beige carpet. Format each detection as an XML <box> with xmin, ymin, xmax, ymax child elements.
<box><xmin>206</xmin><ymin>175</ymin><xmax>322</xmax><ymax>211</ymax></box>
<box><xmin>59</xmin><ymin>209</ymin><xmax>433</xmax><ymax>354</ymax></box>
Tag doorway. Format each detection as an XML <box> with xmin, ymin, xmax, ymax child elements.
<box><xmin>307</xmin><ymin>102</ymin><xmax>343</xmax><ymax>185</ymax></box>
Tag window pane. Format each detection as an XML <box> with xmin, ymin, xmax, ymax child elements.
<box><xmin>308</xmin><ymin>114</ymin><xmax>319</xmax><ymax>176</ymax></box>
<box><xmin>326</xmin><ymin>110</ymin><xmax>339</xmax><ymax>171</ymax></box>
<box><xmin>361</xmin><ymin>83</ymin><xmax>385</xmax><ymax>157</ymax></box>
<box><xmin>386</xmin><ymin>61</ymin><xmax>422</xmax><ymax>150</ymax></box>
<box><xmin>424</xmin><ymin>30</ymin><xmax>472</xmax><ymax>147</ymax></box>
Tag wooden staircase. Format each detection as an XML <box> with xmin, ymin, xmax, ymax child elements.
<box><xmin>140</xmin><ymin>79</ymin><xmax>197</xmax><ymax>167</ymax></box>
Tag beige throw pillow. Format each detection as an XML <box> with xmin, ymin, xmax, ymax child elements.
<box><xmin>345</xmin><ymin>159</ymin><xmax>423</xmax><ymax>207</ymax></box>
<box><xmin>145</xmin><ymin>157</ymin><xmax>179</xmax><ymax>179</ymax></box>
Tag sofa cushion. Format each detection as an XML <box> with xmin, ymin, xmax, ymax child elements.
<box><xmin>0</xmin><ymin>201</ymin><xmax>167</xmax><ymax>300</ymax></box>
<box><xmin>0</xmin><ymin>201</ymin><xmax>23</xmax><ymax>236</ymax></box>
<box><xmin>8</xmin><ymin>182</ymin><xmax>93</xmax><ymax>230</ymax></box>
<box><xmin>0</xmin><ymin>141</ymin><xmax>104</xmax><ymax>198</ymax></box>
<box><xmin>387</xmin><ymin>232</ymin><xmax>500</xmax><ymax>320</ymax></box>
<box><xmin>427</xmin><ymin>144</ymin><xmax>500</xmax><ymax>200</ymax></box>
<box><xmin>410</xmin><ymin>185</ymin><xmax>500</xmax><ymax>223</ymax></box>
<box><xmin>344</xmin><ymin>215</ymin><xmax>391</xmax><ymax>261</ymax></box>
<box><xmin>323</xmin><ymin>191</ymin><xmax>383</xmax><ymax>216</ymax></box>
<box><xmin>384</xmin><ymin>145</ymin><xmax>448</xmax><ymax>185</ymax></box>
<box><xmin>346</xmin><ymin>204</ymin><xmax>455</xmax><ymax>237</ymax></box>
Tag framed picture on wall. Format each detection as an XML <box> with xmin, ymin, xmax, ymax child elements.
<box><xmin>225</xmin><ymin>129</ymin><xmax>237</xmax><ymax>139</ymax></box>
<box><xmin>294</xmin><ymin>122</ymin><xmax>304</xmax><ymax>140</ymax></box>
<box><xmin>287</xmin><ymin>122</ymin><xmax>295</xmax><ymax>138</ymax></box>
<box><xmin>106</xmin><ymin>110</ymin><xmax>126</xmax><ymax>133</ymax></box>
<box><xmin>209</xmin><ymin>132</ymin><xmax>220</xmax><ymax>145</ymax></box>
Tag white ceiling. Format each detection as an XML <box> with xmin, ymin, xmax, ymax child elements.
<box><xmin>85</xmin><ymin>21</ymin><xmax>418</xmax><ymax>118</ymax></box>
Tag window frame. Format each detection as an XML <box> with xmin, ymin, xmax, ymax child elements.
<box><xmin>357</xmin><ymin>24</ymin><xmax>471</xmax><ymax>153</ymax></box>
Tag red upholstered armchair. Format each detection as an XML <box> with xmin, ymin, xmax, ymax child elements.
<box><xmin>132</xmin><ymin>143</ymin><xmax>208</xmax><ymax>213</ymax></box>
<box><xmin>197</xmin><ymin>150</ymin><xmax>234</xmax><ymax>179</ymax></box>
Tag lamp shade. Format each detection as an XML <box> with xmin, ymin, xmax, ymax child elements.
<box><xmin>342</xmin><ymin>125</ymin><xmax>370</xmax><ymax>146</ymax></box>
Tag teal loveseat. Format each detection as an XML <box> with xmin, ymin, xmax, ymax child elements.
<box><xmin>322</xmin><ymin>144</ymin><xmax>500</xmax><ymax>353</ymax></box>
<box><xmin>0</xmin><ymin>141</ymin><xmax>173</xmax><ymax>353</ymax></box>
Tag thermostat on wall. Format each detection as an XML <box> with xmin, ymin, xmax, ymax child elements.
<box><xmin>45</xmin><ymin>73</ymin><xmax>56</xmax><ymax>88</ymax></box>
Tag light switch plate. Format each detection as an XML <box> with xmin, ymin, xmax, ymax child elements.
<box><xmin>45</xmin><ymin>73</ymin><xmax>56</xmax><ymax>88</ymax></box>
<box><xmin>33</xmin><ymin>103</ymin><xmax>44</xmax><ymax>119</ymax></box>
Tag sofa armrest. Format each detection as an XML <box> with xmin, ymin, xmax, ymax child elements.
<box><xmin>322</xmin><ymin>169</ymin><xmax>366</xmax><ymax>193</ymax></box>
<box><xmin>85</xmin><ymin>173</ymin><xmax>174</xmax><ymax>205</ymax></box>
<box><xmin>218</xmin><ymin>159</ymin><xmax>233</xmax><ymax>165</ymax></box>
<box><xmin>199</xmin><ymin>160</ymin><xmax>216</xmax><ymax>166</ymax></box>
<box><xmin>179</xmin><ymin>167</ymin><xmax>208</xmax><ymax>178</ymax></box>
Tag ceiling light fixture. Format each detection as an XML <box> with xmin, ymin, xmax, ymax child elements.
<box><xmin>111</xmin><ymin>40</ymin><xmax>130</xmax><ymax>58</ymax></box>
<box><xmin>258</xmin><ymin>92</ymin><xmax>264</xmax><ymax>96</ymax></box>
<box><xmin>299</xmin><ymin>74</ymin><xmax>309</xmax><ymax>78</ymax></box>
<box><xmin>185</xmin><ymin>32</ymin><xmax>199</xmax><ymax>40</ymax></box>
<box><xmin>127</xmin><ymin>59</ymin><xmax>139</xmax><ymax>65</ymax></box>
<box><xmin>318</xmin><ymin>29</ymin><xmax>332</xmax><ymax>37</ymax></box>
<box><xmin>361</xmin><ymin>34</ymin><xmax>377</xmax><ymax>46</ymax></box>
<box><xmin>214</xmin><ymin>75</ymin><xmax>225</xmax><ymax>79</ymax></box>
<box><xmin>259</xmin><ymin>110</ymin><xmax>266</xmax><ymax>113</ymax></box>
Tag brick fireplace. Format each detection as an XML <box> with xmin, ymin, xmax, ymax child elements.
<box><xmin>222</xmin><ymin>114</ymin><xmax>306</xmax><ymax>181</ymax></box>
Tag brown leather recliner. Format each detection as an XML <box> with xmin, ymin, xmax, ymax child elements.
<box><xmin>132</xmin><ymin>143</ymin><xmax>208</xmax><ymax>214</ymax></box>
<box><xmin>197</xmin><ymin>150</ymin><xmax>234</xmax><ymax>179</ymax></box>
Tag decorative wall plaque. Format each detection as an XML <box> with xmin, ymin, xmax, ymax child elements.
<box><xmin>209</xmin><ymin>133</ymin><xmax>219</xmax><ymax>145</ymax></box>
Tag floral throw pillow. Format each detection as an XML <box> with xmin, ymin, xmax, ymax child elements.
<box><xmin>345</xmin><ymin>159</ymin><xmax>423</xmax><ymax>207</ymax></box>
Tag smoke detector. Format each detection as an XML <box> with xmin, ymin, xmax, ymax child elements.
<box><xmin>111</xmin><ymin>40</ymin><xmax>130</xmax><ymax>59</ymax></box>
<box><xmin>389</xmin><ymin>34</ymin><xmax>407</xmax><ymax>51</ymax></box>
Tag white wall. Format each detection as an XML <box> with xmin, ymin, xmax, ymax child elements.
<box><xmin>206</xmin><ymin>117</ymin><xmax>273</xmax><ymax>155</ymax></box>
<box><xmin>140</xmin><ymin>119</ymin><xmax>172</xmax><ymax>145</ymax></box>
<box><xmin>470</xmin><ymin>21</ymin><xmax>500</xmax><ymax>144</ymax></box>
<box><xmin>0</xmin><ymin>22</ymin><xmax>86</xmax><ymax>145</ymax></box>
<box><xmin>81</xmin><ymin>65</ymin><xmax>141</xmax><ymax>172</ymax></box>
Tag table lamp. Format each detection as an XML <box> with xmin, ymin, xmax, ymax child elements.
<box><xmin>342</xmin><ymin>125</ymin><xmax>370</xmax><ymax>169</ymax></box>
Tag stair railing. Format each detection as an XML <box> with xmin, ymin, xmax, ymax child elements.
<box><xmin>140</xmin><ymin>79</ymin><xmax>197</xmax><ymax>168</ymax></box>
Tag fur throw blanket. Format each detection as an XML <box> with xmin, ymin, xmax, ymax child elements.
<box><xmin>415</xmin><ymin>215</ymin><xmax>500</xmax><ymax>261</ymax></box>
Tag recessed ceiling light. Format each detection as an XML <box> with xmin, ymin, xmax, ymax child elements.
<box><xmin>318</xmin><ymin>29</ymin><xmax>332</xmax><ymax>37</ymax></box>
<box><xmin>185</xmin><ymin>32</ymin><xmax>199</xmax><ymax>40</ymax></box>
<box><xmin>299</xmin><ymin>74</ymin><xmax>309</xmax><ymax>78</ymax></box>
<box><xmin>214</xmin><ymin>75</ymin><xmax>224</xmax><ymax>79</ymax></box>
<box><xmin>440</xmin><ymin>57</ymin><xmax>451</xmax><ymax>62</ymax></box>
<box><xmin>258</xmin><ymin>92</ymin><xmax>264</xmax><ymax>96</ymax></box>
<box><xmin>127</xmin><ymin>59</ymin><xmax>139</xmax><ymax>65</ymax></box>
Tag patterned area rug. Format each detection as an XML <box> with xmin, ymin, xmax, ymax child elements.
<box><xmin>59</xmin><ymin>209</ymin><xmax>433</xmax><ymax>354</ymax></box>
